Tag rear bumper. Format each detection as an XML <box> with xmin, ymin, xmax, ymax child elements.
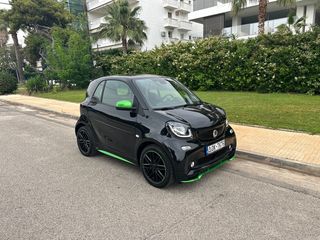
<box><xmin>163</xmin><ymin>126</ymin><xmax>237</xmax><ymax>182</ymax></box>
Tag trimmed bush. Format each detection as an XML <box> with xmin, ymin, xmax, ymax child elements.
<box><xmin>97</xmin><ymin>26</ymin><xmax>320</xmax><ymax>94</ymax></box>
<box><xmin>26</xmin><ymin>75</ymin><xmax>48</xmax><ymax>94</ymax></box>
<box><xmin>0</xmin><ymin>71</ymin><xmax>18</xmax><ymax>95</ymax></box>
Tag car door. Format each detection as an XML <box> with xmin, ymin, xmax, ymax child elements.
<box><xmin>89</xmin><ymin>79</ymin><xmax>138</xmax><ymax>161</ymax></box>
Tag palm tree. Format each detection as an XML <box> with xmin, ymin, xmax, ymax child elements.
<box><xmin>277</xmin><ymin>11</ymin><xmax>306</xmax><ymax>34</ymax></box>
<box><xmin>95</xmin><ymin>0</ymin><xmax>147</xmax><ymax>54</ymax></box>
<box><xmin>232</xmin><ymin>0</ymin><xmax>296</xmax><ymax>35</ymax></box>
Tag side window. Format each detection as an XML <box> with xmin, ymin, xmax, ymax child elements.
<box><xmin>93</xmin><ymin>81</ymin><xmax>105</xmax><ymax>101</ymax></box>
<box><xmin>102</xmin><ymin>80</ymin><xmax>134</xmax><ymax>107</ymax></box>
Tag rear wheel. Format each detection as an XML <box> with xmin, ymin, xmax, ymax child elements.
<box><xmin>76</xmin><ymin>126</ymin><xmax>97</xmax><ymax>157</ymax></box>
<box><xmin>140</xmin><ymin>145</ymin><xmax>174</xmax><ymax>188</ymax></box>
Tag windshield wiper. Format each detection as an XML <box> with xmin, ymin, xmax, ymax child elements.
<box><xmin>180</xmin><ymin>102</ymin><xmax>202</xmax><ymax>107</ymax></box>
<box><xmin>154</xmin><ymin>102</ymin><xmax>202</xmax><ymax>111</ymax></box>
<box><xmin>154</xmin><ymin>106</ymin><xmax>177</xmax><ymax>111</ymax></box>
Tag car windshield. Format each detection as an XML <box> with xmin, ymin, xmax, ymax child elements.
<box><xmin>134</xmin><ymin>78</ymin><xmax>201</xmax><ymax>110</ymax></box>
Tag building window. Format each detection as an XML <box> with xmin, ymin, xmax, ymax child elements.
<box><xmin>168</xmin><ymin>12</ymin><xmax>172</xmax><ymax>19</ymax></box>
<box><xmin>168</xmin><ymin>31</ymin><xmax>173</xmax><ymax>38</ymax></box>
<box><xmin>180</xmin><ymin>33</ymin><xmax>184</xmax><ymax>39</ymax></box>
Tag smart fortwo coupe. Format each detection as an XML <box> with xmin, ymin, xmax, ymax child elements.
<box><xmin>75</xmin><ymin>75</ymin><xmax>236</xmax><ymax>188</ymax></box>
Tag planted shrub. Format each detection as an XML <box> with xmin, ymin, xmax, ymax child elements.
<box><xmin>26</xmin><ymin>75</ymin><xmax>48</xmax><ymax>94</ymax></box>
<box><xmin>97</xmin><ymin>26</ymin><xmax>320</xmax><ymax>94</ymax></box>
<box><xmin>0</xmin><ymin>71</ymin><xmax>18</xmax><ymax>95</ymax></box>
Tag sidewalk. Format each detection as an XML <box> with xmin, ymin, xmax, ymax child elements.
<box><xmin>1</xmin><ymin>94</ymin><xmax>320</xmax><ymax>174</ymax></box>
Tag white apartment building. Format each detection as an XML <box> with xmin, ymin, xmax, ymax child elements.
<box><xmin>86</xmin><ymin>0</ymin><xmax>203</xmax><ymax>51</ymax></box>
<box><xmin>189</xmin><ymin>0</ymin><xmax>320</xmax><ymax>38</ymax></box>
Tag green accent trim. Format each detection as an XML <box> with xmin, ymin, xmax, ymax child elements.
<box><xmin>116</xmin><ymin>100</ymin><xmax>133</xmax><ymax>109</ymax></box>
<box><xmin>181</xmin><ymin>156</ymin><xmax>236</xmax><ymax>183</ymax></box>
<box><xmin>97</xmin><ymin>149</ymin><xmax>135</xmax><ymax>165</ymax></box>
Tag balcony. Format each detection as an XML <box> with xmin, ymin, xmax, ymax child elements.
<box><xmin>163</xmin><ymin>0</ymin><xmax>179</xmax><ymax>10</ymax></box>
<box><xmin>87</xmin><ymin>0</ymin><xmax>112</xmax><ymax>11</ymax></box>
<box><xmin>87</xmin><ymin>0</ymin><xmax>139</xmax><ymax>11</ymax></box>
<box><xmin>92</xmin><ymin>38</ymin><xmax>122</xmax><ymax>50</ymax></box>
<box><xmin>89</xmin><ymin>17</ymin><xmax>106</xmax><ymax>30</ymax></box>
<box><xmin>222</xmin><ymin>17</ymin><xmax>288</xmax><ymax>38</ymax></box>
<box><xmin>164</xmin><ymin>18</ymin><xmax>179</xmax><ymax>28</ymax></box>
<box><xmin>177</xmin><ymin>1</ymin><xmax>192</xmax><ymax>13</ymax></box>
<box><xmin>178</xmin><ymin>21</ymin><xmax>192</xmax><ymax>31</ymax></box>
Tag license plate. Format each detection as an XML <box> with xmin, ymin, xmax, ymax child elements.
<box><xmin>206</xmin><ymin>139</ymin><xmax>225</xmax><ymax>155</ymax></box>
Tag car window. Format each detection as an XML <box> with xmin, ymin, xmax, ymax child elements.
<box><xmin>102</xmin><ymin>80</ymin><xmax>134</xmax><ymax>107</ymax></box>
<box><xmin>135</xmin><ymin>78</ymin><xmax>200</xmax><ymax>109</ymax></box>
<box><xmin>93</xmin><ymin>81</ymin><xmax>105</xmax><ymax>101</ymax></box>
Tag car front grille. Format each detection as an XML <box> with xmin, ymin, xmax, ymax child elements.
<box><xmin>196</xmin><ymin>123</ymin><xmax>225</xmax><ymax>142</ymax></box>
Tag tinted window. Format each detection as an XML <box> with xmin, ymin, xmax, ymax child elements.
<box><xmin>93</xmin><ymin>81</ymin><xmax>105</xmax><ymax>101</ymax></box>
<box><xmin>102</xmin><ymin>80</ymin><xmax>134</xmax><ymax>106</ymax></box>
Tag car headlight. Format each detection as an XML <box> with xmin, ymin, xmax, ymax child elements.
<box><xmin>226</xmin><ymin>119</ymin><xmax>229</xmax><ymax>127</ymax></box>
<box><xmin>167</xmin><ymin>122</ymin><xmax>192</xmax><ymax>138</ymax></box>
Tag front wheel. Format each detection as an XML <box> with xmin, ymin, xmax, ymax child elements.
<box><xmin>76</xmin><ymin>126</ymin><xmax>97</xmax><ymax>157</ymax></box>
<box><xmin>140</xmin><ymin>145</ymin><xmax>174</xmax><ymax>188</ymax></box>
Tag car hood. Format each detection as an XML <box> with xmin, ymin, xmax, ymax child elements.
<box><xmin>155</xmin><ymin>103</ymin><xmax>226</xmax><ymax>129</ymax></box>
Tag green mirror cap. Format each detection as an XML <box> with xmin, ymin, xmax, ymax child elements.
<box><xmin>116</xmin><ymin>100</ymin><xmax>133</xmax><ymax>109</ymax></box>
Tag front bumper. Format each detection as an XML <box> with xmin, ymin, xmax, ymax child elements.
<box><xmin>163</xmin><ymin>126</ymin><xmax>237</xmax><ymax>182</ymax></box>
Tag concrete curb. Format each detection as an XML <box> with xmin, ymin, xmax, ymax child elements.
<box><xmin>237</xmin><ymin>150</ymin><xmax>320</xmax><ymax>177</ymax></box>
<box><xmin>0</xmin><ymin>99</ymin><xmax>79</xmax><ymax>120</ymax></box>
<box><xmin>2</xmin><ymin>99</ymin><xmax>320</xmax><ymax>178</ymax></box>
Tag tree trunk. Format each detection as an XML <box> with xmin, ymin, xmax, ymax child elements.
<box><xmin>258</xmin><ymin>0</ymin><xmax>267</xmax><ymax>35</ymax></box>
<box><xmin>11</xmin><ymin>31</ymin><xmax>25</xmax><ymax>83</ymax></box>
<box><xmin>122</xmin><ymin>31</ymin><xmax>128</xmax><ymax>54</ymax></box>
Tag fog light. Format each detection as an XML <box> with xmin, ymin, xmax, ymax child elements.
<box><xmin>181</xmin><ymin>146</ymin><xmax>191</xmax><ymax>151</ymax></box>
<box><xmin>190</xmin><ymin>161</ymin><xmax>195</xmax><ymax>168</ymax></box>
<box><xmin>229</xmin><ymin>145</ymin><xmax>232</xmax><ymax>150</ymax></box>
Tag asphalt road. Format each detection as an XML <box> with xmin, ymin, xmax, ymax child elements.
<box><xmin>1</xmin><ymin>102</ymin><xmax>320</xmax><ymax>240</ymax></box>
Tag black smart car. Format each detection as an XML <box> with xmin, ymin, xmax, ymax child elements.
<box><xmin>75</xmin><ymin>75</ymin><xmax>236</xmax><ymax>188</ymax></box>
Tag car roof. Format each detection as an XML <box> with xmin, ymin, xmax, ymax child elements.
<box><xmin>94</xmin><ymin>74</ymin><xmax>170</xmax><ymax>82</ymax></box>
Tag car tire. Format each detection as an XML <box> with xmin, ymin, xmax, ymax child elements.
<box><xmin>140</xmin><ymin>145</ymin><xmax>174</xmax><ymax>188</ymax></box>
<box><xmin>76</xmin><ymin>126</ymin><xmax>97</xmax><ymax>157</ymax></box>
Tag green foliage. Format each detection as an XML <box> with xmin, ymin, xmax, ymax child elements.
<box><xmin>0</xmin><ymin>0</ymin><xmax>73</xmax><ymax>83</ymax></box>
<box><xmin>5</xmin><ymin>0</ymin><xmax>72</xmax><ymax>32</ymax></box>
<box><xmin>97</xmin><ymin>27</ymin><xmax>320</xmax><ymax>94</ymax></box>
<box><xmin>26</xmin><ymin>75</ymin><xmax>47</xmax><ymax>94</ymax></box>
<box><xmin>0</xmin><ymin>46</ymin><xmax>16</xmax><ymax>72</ymax></box>
<box><xmin>46</xmin><ymin>27</ymin><xmax>93</xmax><ymax>88</ymax></box>
<box><xmin>24</xmin><ymin>33</ymin><xmax>49</xmax><ymax>67</ymax></box>
<box><xmin>0</xmin><ymin>71</ymin><xmax>18</xmax><ymax>95</ymax></box>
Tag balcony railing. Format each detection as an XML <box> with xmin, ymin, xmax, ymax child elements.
<box><xmin>163</xmin><ymin>0</ymin><xmax>179</xmax><ymax>9</ymax></box>
<box><xmin>222</xmin><ymin>17</ymin><xmax>288</xmax><ymax>37</ymax></box>
<box><xmin>87</xmin><ymin>0</ymin><xmax>112</xmax><ymax>11</ymax></box>
<box><xmin>87</xmin><ymin>0</ymin><xmax>139</xmax><ymax>11</ymax></box>
<box><xmin>178</xmin><ymin>1</ymin><xmax>192</xmax><ymax>13</ymax></box>
<box><xmin>89</xmin><ymin>17</ymin><xmax>106</xmax><ymax>30</ymax></box>
<box><xmin>92</xmin><ymin>38</ymin><xmax>122</xmax><ymax>50</ymax></box>
<box><xmin>178</xmin><ymin>21</ymin><xmax>192</xmax><ymax>31</ymax></box>
<box><xmin>164</xmin><ymin>18</ymin><xmax>179</xmax><ymax>28</ymax></box>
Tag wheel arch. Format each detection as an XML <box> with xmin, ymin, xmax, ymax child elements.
<box><xmin>75</xmin><ymin>115</ymin><xmax>90</xmax><ymax>135</ymax></box>
<box><xmin>136</xmin><ymin>139</ymin><xmax>173</xmax><ymax>166</ymax></box>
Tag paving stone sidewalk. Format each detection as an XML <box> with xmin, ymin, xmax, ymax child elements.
<box><xmin>1</xmin><ymin>94</ymin><xmax>319</xmax><ymax>170</ymax></box>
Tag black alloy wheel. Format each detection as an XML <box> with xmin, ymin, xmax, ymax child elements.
<box><xmin>140</xmin><ymin>145</ymin><xmax>174</xmax><ymax>188</ymax></box>
<box><xmin>77</xmin><ymin>126</ymin><xmax>97</xmax><ymax>156</ymax></box>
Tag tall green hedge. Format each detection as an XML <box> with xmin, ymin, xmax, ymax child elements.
<box><xmin>98</xmin><ymin>27</ymin><xmax>320</xmax><ymax>94</ymax></box>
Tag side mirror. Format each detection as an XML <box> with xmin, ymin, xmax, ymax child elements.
<box><xmin>90</xmin><ymin>96</ymin><xmax>99</xmax><ymax>105</ymax></box>
<box><xmin>116</xmin><ymin>100</ymin><xmax>134</xmax><ymax>110</ymax></box>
